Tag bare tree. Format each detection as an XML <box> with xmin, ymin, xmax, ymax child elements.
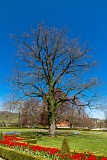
<box><xmin>2</xmin><ymin>101</ymin><xmax>18</xmax><ymax>126</ymax></box>
<box><xmin>20</xmin><ymin>98</ymin><xmax>41</xmax><ymax>127</ymax></box>
<box><xmin>12</xmin><ymin>24</ymin><xmax>98</xmax><ymax>136</ymax></box>
<box><xmin>103</xmin><ymin>105</ymin><xmax>107</xmax><ymax>128</ymax></box>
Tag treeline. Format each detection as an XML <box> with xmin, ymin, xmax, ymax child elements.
<box><xmin>1</xmin><ymin>96</ymin><xmax>105</xmax><ymax>129</ymax></box>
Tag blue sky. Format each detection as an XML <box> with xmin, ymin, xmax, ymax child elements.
<box><xmin>0</xmin><ymin>0</ymin><xmax>107</xmax><ymax>118</ymax></box>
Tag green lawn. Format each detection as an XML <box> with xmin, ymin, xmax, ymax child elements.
<box><xmin>0</xmin><ymin>128</ymin><xmax>48</xmax><ymax>133</ymax></box>
<box><xmin>36</xmin><ymin>132</ymin><xmax>107</xmax><ymax>157</ymax></box>
<box><xmin>0</xmin><ymin>128</ymin><xmax>107</xmax><ymax>157</ymax></box>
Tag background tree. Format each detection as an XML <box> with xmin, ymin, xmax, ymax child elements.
<box><xmin>2</xmin><ymin>93</ymin><xmax>24</xmax><ymax>127</ymax></box>
<box><xmin>57</xmin><ymin>95</ymin><xmax>92</xmax><ymax>128</ymax></box>
<box><xmin>2</xmin><ymin>100</ymin><xmax>18</xmax><ymax>126</ymax></box>
<box><xmin>98</xmin><ymin>101</ymin><xmax>107</xmax><ymax>128</ymax></box>
<box><xmin>20</xmin><ymin>98</ymin><xmax>41</xmax><ymax>127</ymax></box>
<box><xmin>102</xmin><ymin>105</ymin><xmax>107</xmax><ymax>128</ymax></box>
<box><xmin>13</xmin><ymin>24</ymin><xmax>98</xmax><ymax>136</ymax></box>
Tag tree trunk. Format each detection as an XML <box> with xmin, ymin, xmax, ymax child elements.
<box><xmin>49</xmin><ymin>119</ymin><xmax>56</xmax><ymax>137</ymax></box>
<box><xmin>48</xmin><ymin>94</ymin><xmax>56</xmax><ymax>137</ymax></box>
<box><xmin>70</xmin><ymin>122</ymin><xmax>73</xmax><ymax>128</ymax></box>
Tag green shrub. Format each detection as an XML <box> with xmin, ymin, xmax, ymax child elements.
<box><xmin>25</xmin><ymin>139</ymin><xmax>37</xmax><ymax>144</ymax></box>
<box><xmin>60</xmin><ymin>137</ymin><xmax>71</xmax><ymax>159</ymax></box>
<box><xmin>0</xmin><ymin>132</ymin><xmax>3</xmax><ymax>140</ymax></box>
<box><xmin>60</xmin><ymin>137</ymin><xmax>70</xmax><ymax>155</ymax></box>
<box><xmin>20</xmin><ymin>132</ymin><xmax>43</xmax><ymax>144</ymax></box>
<box><xmin>0</xmin><ymin>146</ymin><xmax>47</xmax><ymax>160</ymax></box>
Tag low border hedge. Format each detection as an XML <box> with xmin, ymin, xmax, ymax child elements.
<box><xmin>0</xmin><ymin>146</ymin><xmax>47</xmax><ymax>160</ymax></box>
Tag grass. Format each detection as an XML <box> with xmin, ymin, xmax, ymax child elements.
<box><xmin>36</xmin><ymin>134</ymin><xmax>107</xmax><ymax>157</ymax></box>
<box><xmin>0</xmin><ymin>128</ymin><xmax>47</xmax><ymax>133</ymax></box>
<box><xmin>0</xmin><ymin>128</ymin><xmax>107</xmax><ymax>157</ymax></box>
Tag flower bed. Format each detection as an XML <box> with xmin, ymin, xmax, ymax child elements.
<box><xmin>0</xmin><ymin>134</ymin><xmax>107</xmax><ymax>160</ymax></box>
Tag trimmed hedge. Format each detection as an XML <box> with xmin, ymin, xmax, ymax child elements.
<box><xmin>0</xmin><ymin>146</ymin><xmax>107</xmax><ymax>160</ymax></box>
<box><xmin>0</xmin><ymin>146</ymin><xmax>47</xmax><ymax>160</ymax></box>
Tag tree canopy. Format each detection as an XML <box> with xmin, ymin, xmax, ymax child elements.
<box><xmin>13</xmin><ymin>24</ymin><xmax>98</xmax><ymax>136</ymax></box>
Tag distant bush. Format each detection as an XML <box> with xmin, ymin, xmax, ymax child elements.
<box><xmin>21</xmin><ymin>131</ymin><xmax>47</xmax><ymax>137</ymax></box>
